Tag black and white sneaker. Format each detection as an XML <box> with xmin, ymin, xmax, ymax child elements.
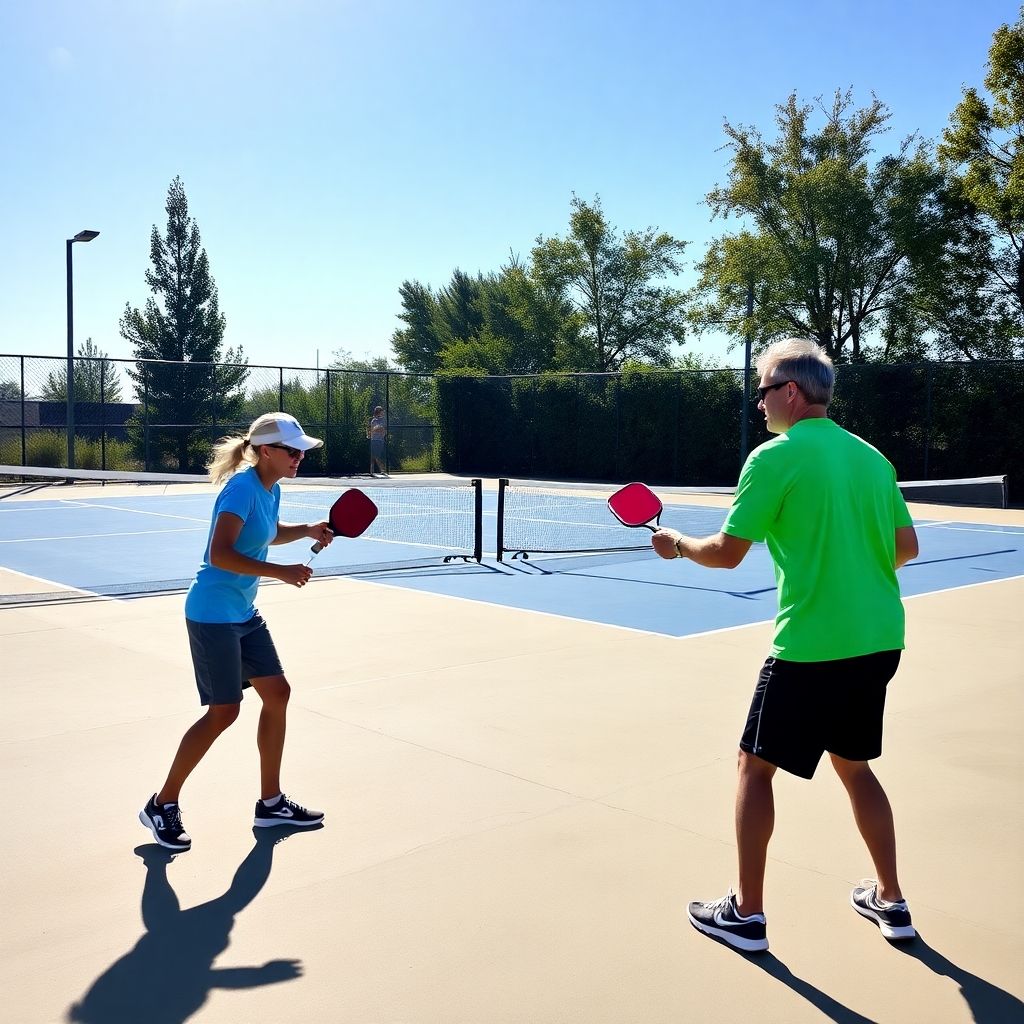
<box><xmin>253</xmin><ymin>794</ymin><xmax>324</xmax><ymax>828</ymax></box>
<box><xmin>687</xmin><ymin>889</ymin><xmax>768</xmax><ymax>952</ymax></box>
<box><xmin>851</xmin><ymin>880</ymin><xmax>916</xmax><ymax>940</ymax></box>
<box><xmin>139</xmin><ymin>794</ymin><xmax>192</xmax><ymax>851</ymax></box>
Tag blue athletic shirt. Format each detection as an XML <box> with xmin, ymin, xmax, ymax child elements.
<box><xmin>184</xmin><ymin>466</ymin><xmax>280</xmax><ymax>623</ymax></box>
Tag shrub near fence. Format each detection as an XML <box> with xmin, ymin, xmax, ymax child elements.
<box><xmin>437</xmin><ymin>368</ymin><xmax>749</xmax><ymax>486</ymax></box>
<box><xmin>437</xmin><ymin>361</ymin><xmax>1024</xmax><ymax>502</ymax></box>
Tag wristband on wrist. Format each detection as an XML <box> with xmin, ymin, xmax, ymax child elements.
<box><xmin>674</xmin><ymin>537</ymin><xmax>684</xmax><ymax>558</ymax></box>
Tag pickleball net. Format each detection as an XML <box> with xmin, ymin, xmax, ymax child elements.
<box><xmin>0</xmin><ymin>465</ymin><xmax>483</xmax><ymax>605</ymax></box>
<box><xmin>497</xmin><ymin>478</ymin><xmax>733</xmax><ymax>561</ymax></box>
<box><xmin>497</xmin><ymin>474</ymin><xmax>1010</xmax><ymax>563</ymax></box>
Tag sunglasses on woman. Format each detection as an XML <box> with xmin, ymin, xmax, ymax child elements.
<box><xmin>267</xmin><ymin>443</ymin><xmax>303</xmax><ymax>458</ymax></box>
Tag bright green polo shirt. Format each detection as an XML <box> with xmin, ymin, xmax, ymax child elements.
<box><xmin>722</xmin><ymin>418</ymin><xmax>912</xmax><ymax>662</ymax></box>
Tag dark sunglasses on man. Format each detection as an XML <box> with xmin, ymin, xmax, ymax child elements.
<box><xmin>755</xmin><ymin>380</ymin><xmax>794</xmax><ymax>402</ymax></box>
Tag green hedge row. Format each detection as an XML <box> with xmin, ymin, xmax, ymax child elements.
<box><xmin>437</xmin><ymin>362</ymin><xmax>1024</xmax><ymax>501</ymax></box>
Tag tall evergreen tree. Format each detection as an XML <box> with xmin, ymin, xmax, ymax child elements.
<box><xmin>120</xmin><ymin>177</ymin><xmax>247</xmax><ymax>470</ymax></box>
<box><xmin>41</xmin><ymin>338</ymin><xmax>123</xmax><ymax>402</ymax></box>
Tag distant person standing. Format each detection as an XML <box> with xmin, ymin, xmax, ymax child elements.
<box><xmin>368</xmin><ymin>405</ymin><xmax>387</xmax><ymax>477</ymax></box>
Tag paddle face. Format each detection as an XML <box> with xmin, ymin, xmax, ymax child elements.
<box><xmin>310</xmin><ymin>488</ymin><xmax>378</xmax><ymax>553</ymax></box>
<box><xmin>607</xmin><ymin>481</ymin><xmax>663</xmax><ymax>531</ymax></box>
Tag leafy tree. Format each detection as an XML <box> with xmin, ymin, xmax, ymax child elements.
<box><xmin>40</xmin><ymin>338</ymin><xmax>123</xmax><ymax>402</ymax></box>
<box><xmin>391</xmin><ymin>281</ymin><xmax>444</xmax><ymax>373</ymax></box>
<box><xmin>392</xmin><ymin>260</ymin><xmax>581</xmax><ymax>375</ymax></box>
<box><xmin>937</xmin><ymin>6</ymin><xmax>1024</xmax><ymax>357</ymax></box>
<box><xmin>690</xmin><ymin>91</ymin><xmax>964</xmax><ymax>362</ymax></box>
<box><xmin>437</xmin><ymin>259</ymin><xmax>583</xmax><ymax>374</ymax></box>
<box><xmin>0</xmin><ymin>379</ymin><xmax>21</xmax><ymax>400</ymax></box>
<box><xmin>435</xmin><ymin>269</ymin><xmax>486</xmax><ymax>349</ymax></box>
<box><xmin>531</xmin><ymin>195</ymin><xmax>688</xmax><ymax>371</ymax></box>
<box><xmin>120</xmin><ymin>177</ymin><xmax>247</xmax><ymax>470</ymax></box>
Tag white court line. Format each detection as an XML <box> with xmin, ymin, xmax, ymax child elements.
<box><xmin>0</xmin><ymin>565</ymin><xmax>107</xmax><ymax>601</ymax></box>
<box><xmin>50</xmin><ymin>500</ymin><xmax>210</xmax><ymax>524</ymax></box>
<box><xmin>0</xmin><ymin>499</ymin><xmax>209</xmax><ymax>525</ymax></box>
<box><xmin>915</xmin><ymin>521</ymin><xmax>1024</xmax><ymax>535</ymax></box>
<box><xmin>337</xmin><ymin>577</ymin><xmax>697</xmax><ymax>640</ymax></box>
<box><xmin>903</xmin><ymin>572</ymin><xmax>1024</xmax><ymax>601</ymax></box>
<box><xmin>341</xmin><ymin>565</ymin><xmax>1024</xmax><ymax>641</ymax></box>
<box><xmin>0</xmin><ymin>527</ymin><xmax>205</xmax><ymax>544</ymax></box>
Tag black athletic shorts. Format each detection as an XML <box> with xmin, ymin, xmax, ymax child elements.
<box><xmin>739</xmin><ymin>650</ymin><xmax>902</xmax><ymax>779</ymax></box>
<box><xmin>186</xmin><ymin>613</ymin><xmax>283</xmax><ymax>706</ymax></box>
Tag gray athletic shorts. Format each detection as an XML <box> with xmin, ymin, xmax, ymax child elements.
<box><xmin>185</xmin><ymin>613</ymin><xmax>283</xmax><ymax>706</ymax></box>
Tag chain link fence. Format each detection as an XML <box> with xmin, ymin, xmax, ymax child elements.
<box><xmin>436</xmin><ymin>361</ymin><xmax>1024</xmax><ymax>502</ymax></box>
<box><xmin>2</xmin><ymin>355</ymin><xmax>1021</xmax><ymax>501</ymax></box>
<box><xmin>0</xmin><ymin>355</ymin><xmax>439</xmax><ymax>475</ymax></box>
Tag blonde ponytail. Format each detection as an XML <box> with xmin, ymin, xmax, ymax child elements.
<box><xmin>207</xmin><ymin>434</ymin><xmax>257</xmax><ymax>485</ymax></box>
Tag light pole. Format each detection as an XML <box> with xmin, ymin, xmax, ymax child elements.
<box><xmin>66</xmin><ymin>229</ymin><xmax>99</xmax><ymax>469</ymax></box>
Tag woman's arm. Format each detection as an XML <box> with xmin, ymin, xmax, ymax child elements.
<box><xmin>272</xmin><ymin>521</ymin><xmax>332</xmax><ymax>546</ymax></box>
<box><xmin>208</xmin><ymin>513</ymin><xmax>313</xmax><ymax>586</ymax></box>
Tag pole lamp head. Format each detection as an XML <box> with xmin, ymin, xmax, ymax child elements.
<box><xmin>71</xmin><ymin>229</ymin><xmax>100</xmax><ymax>243</ymax></box>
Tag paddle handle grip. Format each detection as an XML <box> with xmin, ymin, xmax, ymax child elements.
<box><xmin>308</xmin><ymin>527</ymin><xmax>336</xmax><ymax>557</ymax></box>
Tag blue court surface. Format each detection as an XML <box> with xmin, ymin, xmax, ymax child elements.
<box><xmin>1</xmin><ymin>483</ymin><xmax>1021</xmax><ymax>637</ymax></box>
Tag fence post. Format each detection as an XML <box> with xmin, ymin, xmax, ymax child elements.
<box><xmin>100</xmin><ymin>361</ymin><xmax>107</xmax><ymax>470</ymax></box>
<box><xmin>614</xmin><ymin>375</ymin><xmax>622</xmax><ymax>480</ymax></box>
<box><xmin>19</xmin><ymin>356</ymin><xmax>26</xmax><ymax>465</ymax></box>
<box><xmin>279</xmin><ymin>367</ymin><xmax>284</xmax><ymax>412</ymax></box>
<box><xmin>923</xmin><ymin>361</ymin><xmax>933</xmax><ymax>479</ymax></box>
<box><xmin>380</xmin><ymin>372</ymin><xmax>387</xmax><ymax>475</ymax></box>
<box><xmin>673</xmin><ymin>372</ymin><xmax>681</xmax><ymax>483</ymax></box>
<box><xmin>143</xmin><ymin>363</ymin><xmax>151</xmax><ymax>472</ymax></box>
<box><xmin>325</xmin><ymin>368</ymin><xmax>332</xmax><ymax>472</ymax></box>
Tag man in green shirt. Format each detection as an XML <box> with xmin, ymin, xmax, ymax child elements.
<box><xmin>652</xmin><ymin>338</ymin><xmax>919</xmax><ymax>953</ymax></box>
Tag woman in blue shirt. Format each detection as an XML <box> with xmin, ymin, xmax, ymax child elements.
<box><xmin>140</xmin><ymin>413</ymin><xmax>334</xmax><ymax>851</ymax></box>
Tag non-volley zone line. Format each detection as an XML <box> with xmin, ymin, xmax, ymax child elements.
<box><xmin>915</xmin><ymin>521</ymin><xmax>1024</xmax><ymax>536</ymax></box>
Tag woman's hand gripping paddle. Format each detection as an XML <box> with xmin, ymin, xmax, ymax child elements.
<box><xmin>307</xmin><ymin>488</ymin><xmax>379</xmax><ymax>564</ymax></box>
<box><xmin>607</xmin><ymin>481</ymin><xmax>663</xmax><ymax>532</ymax></box>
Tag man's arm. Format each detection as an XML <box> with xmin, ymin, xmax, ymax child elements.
<box><xmin>895</xmin><ymin>525</ymin><xmax>918</xmax><ymax>568</ymax></box>
<box><xmin>652</xmin><ymin>529</ymin><xmax>752</xmax><ymax>569</ymax></box>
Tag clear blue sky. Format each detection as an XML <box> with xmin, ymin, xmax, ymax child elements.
<box><xmin>1</xmin><ymin>0</ymin><xmax>1018</xmax><ymax>373</ymax></box>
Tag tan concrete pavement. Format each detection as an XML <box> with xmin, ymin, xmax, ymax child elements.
<box><xmin>1</xmin><ymin>557</ymin><xmax>1021</xmax><ymax>1023</ymax></box>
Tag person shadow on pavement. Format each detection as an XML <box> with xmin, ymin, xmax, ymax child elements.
<box><xmin>67</xmin><ymin>823</ymin><xmax>322</xmax><ymax>1024</ymax></box>
<box><xmin>740</xmin><ymin>933</ymin><xmax>1024</xmax><ymax>1024</ymax></box>
<box><xmin>892</xmin><ymin>934</ymin><xmax>1024</xmax><ymax>1024</ymax></box>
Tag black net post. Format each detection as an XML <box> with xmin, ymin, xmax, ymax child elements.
<box><xmin>496</xmin><ymin>478</ymin><xmax>508</xmax><ymax>561</ymax></box>
<box><xmin>472</xmin><ymin>478</ymin><xmax>483</xmax><ymax>562</ymax></box>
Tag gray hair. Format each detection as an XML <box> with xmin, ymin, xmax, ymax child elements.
<box><xmin>756</xmin><ymin>338</ymin><xmax>834</xmax><ymax>406</ymax></box>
